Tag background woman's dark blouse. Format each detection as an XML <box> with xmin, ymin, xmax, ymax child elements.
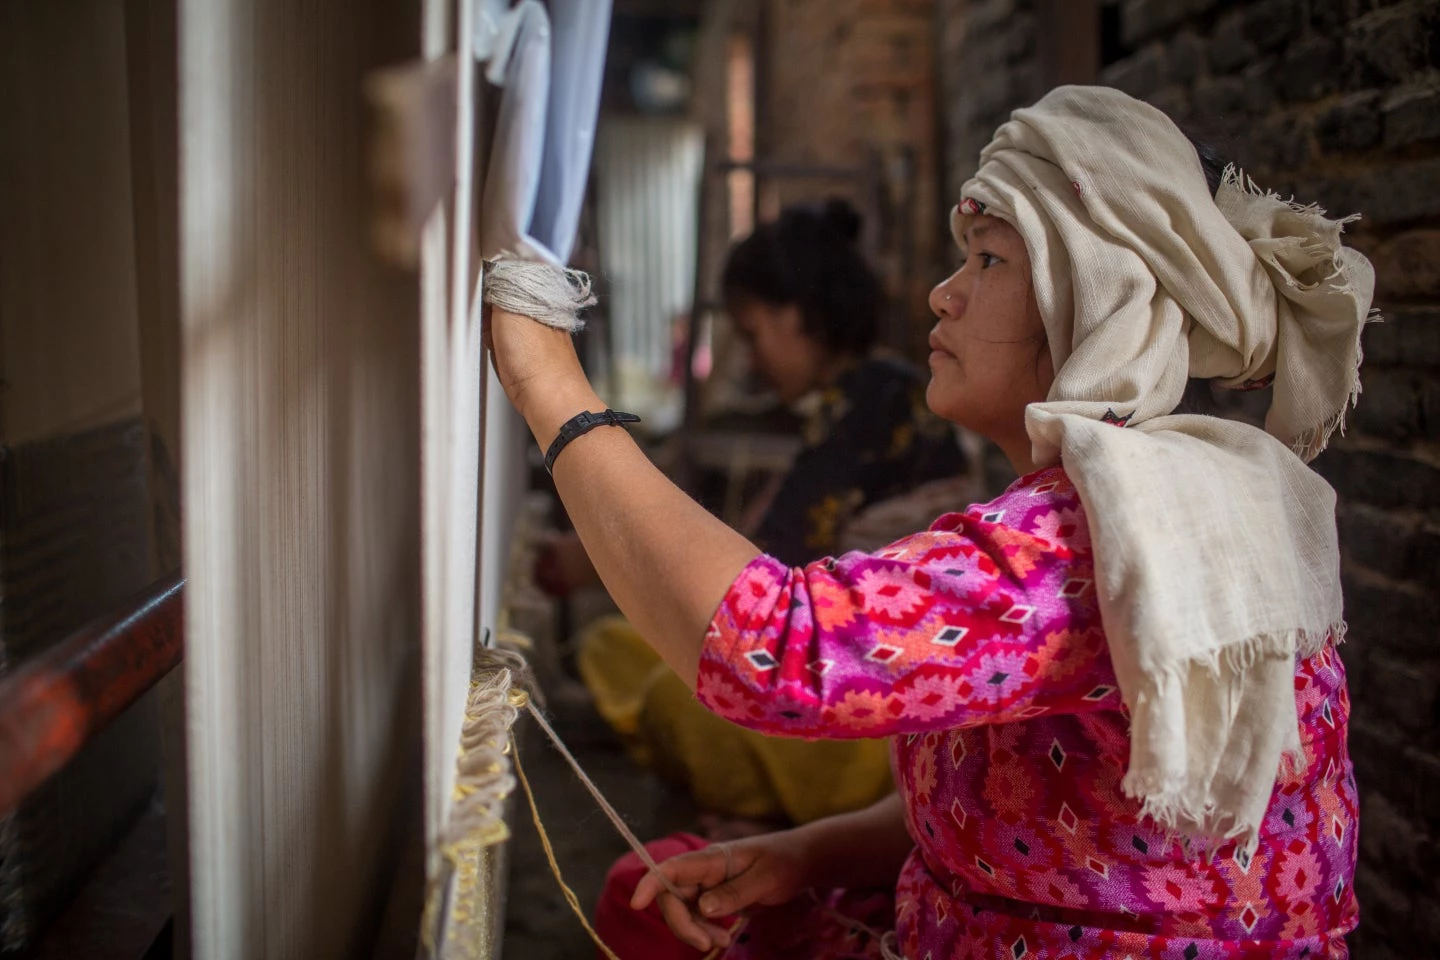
<box><xmin>753</xmin><ymin>357</ymin><xmax>966</xmax><ymax>566</ymax></box>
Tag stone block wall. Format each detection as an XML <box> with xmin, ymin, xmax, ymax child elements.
<box><xmin>938</xmin><ymin>0</ymin><xmax>1440</xmax><ymax>953</ymax></box>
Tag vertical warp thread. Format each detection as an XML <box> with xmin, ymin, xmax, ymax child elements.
<box><xmin>511</xmin><ymin>734</ymin><xmax>622</xmax><ymax>960</ymax></box>
<box><xmin>522</xmin><ymin>699</ymin><xmax>687</xmax><ymax>899</ymax></box>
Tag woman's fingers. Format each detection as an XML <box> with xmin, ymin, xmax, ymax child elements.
<box><xmin>630</xmin><ymin>867</ymin><xmax>669</xmax><ymax>910</ymax></box>
<box><xmin>656</xmin><ymin>892</ymin><xmax>722</xmax><ymax>952</ymax></box>
<box><xmin>697</xmin><ymin>917</ymin><xmax>736</xmax><ymax>949</ymax></box>
<box><xmin>630</xmin><ymin>847</ymin><xmax>733</xmax><ymax>910</ymax></box>
<box><xmin>698</xmin><ymin>876</ymin><xmax>760</xmax><ymax>920</ymax></box>
<box><xmin>630</xmin><ymin>871</ymin><xmax>658</xmax><ymax>911</ymax></box>
<box><xmin>631</xmin><ymin>870</ymin><xmax>708</xmax><ymax>912</ymax></box>
<box><xmin>627</xmin><ymin>841</ymin><xmax>777</xmax><ymax>952</ymax></box>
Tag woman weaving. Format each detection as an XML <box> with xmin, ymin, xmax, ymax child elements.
<box><xmin>545</xmin><ymin>199</ymin><xmax>965</xmax><ymax>835</ymax></box>
<box><xmin>488</xmin><ymin>87</ymin><xmax>1367</xmax><ymax>958</ymax></box>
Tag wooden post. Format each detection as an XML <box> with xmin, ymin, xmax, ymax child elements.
<box><xmin>122</xmin><ymin>1</ymin><xmax>190</xmax><ymax>953</ymax></box>
<box><xmin>1037</xmin><ymin>0</ymin><xmax>1100</xmax><ymax>90</ymax></box>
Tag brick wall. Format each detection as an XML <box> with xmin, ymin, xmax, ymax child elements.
<box><xmin>938</xmin><ymin>0</ymin><xmax>1440</xmax><ymax>954</ymax></box>
<box><xmin>762</xmin><ymin>0</ymin><xmax>941</xmax><ymax>354</ymax></box>
<box><xmin>935</xmin><ymin>0</ymin><xmax>1046</xmax><ymax>197</ymax></box>
<box><xmin>934</xmin><ymin>0</ymin><xmax>1050</xmax><ymax>491</ymax></box>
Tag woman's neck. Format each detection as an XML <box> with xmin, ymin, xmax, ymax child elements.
<box><xmin>999</xmin><ymin>433</ymin><xmax>1040</xmax><ymax>477</ymax></box>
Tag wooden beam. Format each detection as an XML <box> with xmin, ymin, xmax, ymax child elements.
<box><xmin>0</xmin><ymin>576</ymin><xmax>184</xmax><ymax>821</ymax></box>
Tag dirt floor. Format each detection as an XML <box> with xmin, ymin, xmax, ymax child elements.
<box><xmin>500</xmin><ymin>671</ymin><xmax>702</xmax><ymax>959</ymax></box>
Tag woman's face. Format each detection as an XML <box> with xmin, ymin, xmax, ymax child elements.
<box><xmin>925</xmin><ymin>214</ymin><xmax>1054</xmax><ymax>448</ymax></box>
<box><xmin>729</xmin><ymin>298</ymin><xmax>827</xmax><ymax>403</ymax></box>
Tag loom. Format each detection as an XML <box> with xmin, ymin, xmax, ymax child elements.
<box><xmin>0</xmin><ymin>0</ymin><xmax>614</xmax><ymax>957</ymax></box>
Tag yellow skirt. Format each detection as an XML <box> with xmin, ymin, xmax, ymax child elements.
<box><xmin>576</xmin><ymin>615</ymin><xmax>893</xmax><ymax>824</ymax></box>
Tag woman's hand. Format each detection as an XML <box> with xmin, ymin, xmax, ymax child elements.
<box><xmin>484</xmin><ymin>305</ymin><xmax>599</xmax><ymax>440</ymax></box>
<box><xmin>630</xmin><ymin>831</ymin><xmax>814</xmax><ymax>952</ymax></box>
<box><xmin>633</xmin><ymin>796</ymin><xmax>913</xmax><ymax>952</ymax></box>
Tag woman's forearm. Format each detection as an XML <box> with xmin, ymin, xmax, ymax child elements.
<box><xmin>522</xmin><ymin>380</ymin><xmax>760</xmax><ymax>686</ymax></box>
<box><xmin>793</xmin><ymin>792</ymin><xmax>915</xmax><ymax>892</ymax></box>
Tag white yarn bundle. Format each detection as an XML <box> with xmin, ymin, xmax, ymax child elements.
<box><xmin>480</xmin><ymin>259</ymin><xmax>596</xmax><ymax>332</ymax></box>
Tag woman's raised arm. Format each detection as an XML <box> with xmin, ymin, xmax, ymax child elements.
<box><xmin>489</xmin><ymin>306</ymin><xmax>760</xmax><ymax>687</ymax></box>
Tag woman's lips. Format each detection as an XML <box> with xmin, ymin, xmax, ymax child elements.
<box><xmin>928</xmin><ymin>333</ymin><xmax>954</xmax><ymax>362</ymax></box>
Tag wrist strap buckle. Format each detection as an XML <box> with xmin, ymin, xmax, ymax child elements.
<box><xmin>543</xmin><ymin>408</ymin><xmax>641</xmax><ymax>475</ymax></box>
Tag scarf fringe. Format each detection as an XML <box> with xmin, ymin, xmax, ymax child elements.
<box><xmin>1220</xmin><ymin>165</ymin><xmax>1377</xmax><ymax>462</ymax></box>
<box><xmin>1130</xmin><ymin>620</ymin><xmax>1342</xmax><ymax>696</ymax></box>
<box><xmin>1286</xmin><ymin>306</ymin><xmax>1379</xmax><ymax>462</ymax></box>
<box><xmin>1121</xmin><ymin>619</ymin><xmax>1345</xmax><ymax>854</ymax></box>
<box><xmin>1220</xmin><ymin>164</ymin><xmax>1358</xmax><ymax>227</ymax></box>
<box><xmin>1125</xmin><ymin>784</ymin><xmax>1264</xmax><ymax>861</ymax></box>
<box><xmin>1289</xmin><ymin>408</ymin><xmax>1349</xmax><ymax>464</ymax></box>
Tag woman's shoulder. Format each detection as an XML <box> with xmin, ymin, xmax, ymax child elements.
<box><xmin>822</xmin><ymin>464</ymin><xmax>1089</xmax><ymax>591</ymax></box>
<box><xmin>926</xmin><ymin>466</ymin><xmax>1089</xmax><ymax>549</ymax></box>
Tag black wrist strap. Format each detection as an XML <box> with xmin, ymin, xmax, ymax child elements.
<box><xmin>544</xmin><ymin>408</ymin><xmax>641</xmax><ymax>475</ymax></box>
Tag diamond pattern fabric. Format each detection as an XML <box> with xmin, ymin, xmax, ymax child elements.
<box><xmin>698</xmin><ymin>468</ymin><xmax>1358</xmax><ymax>958</ymax></box>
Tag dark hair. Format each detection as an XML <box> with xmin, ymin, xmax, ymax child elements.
<box><xmin>1189</xmin><ymin>133</ymin><xmax>1228</xmax><ymax>196</ymax></box>
<box><xmin>720</xmin><ymin>197</ymin><xmax>882</xmax><ymax>357</ymax></box>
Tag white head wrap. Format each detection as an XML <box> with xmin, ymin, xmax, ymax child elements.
<box><xmin>957</xmin><ymin>86</ymin><xmax>1374</xmax><ymax>853</ymax></box>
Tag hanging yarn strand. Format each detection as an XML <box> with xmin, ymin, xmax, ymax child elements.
<box><xmin>480</xmin><ymin>259</ymin><xmax>596</xmax><ymax>332</ymax></box>
<box><xmin>512</xmin><ymin>735</ymin><xmax>624</xmax><ymax>960</ymax></box>
<box><xmin>428</xmin><ymin>641</ymin><xmax>701</xmax><ymax>959</ymax></box>
<box><xmin>522</xmin><ymin>699</ymin><xmax>689</xmax><ymax>902</ymax></box>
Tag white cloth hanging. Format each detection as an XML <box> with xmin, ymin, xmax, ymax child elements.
<box><xmin>479</xmin><ymin>0</ymin><xmax>612</xmax><ymax>264</ymax></box>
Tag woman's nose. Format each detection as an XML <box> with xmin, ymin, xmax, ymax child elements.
<box><xmin>928</xmin><ymin>270</ymin><xmax>963</xmax><ymax>320</ymax></box>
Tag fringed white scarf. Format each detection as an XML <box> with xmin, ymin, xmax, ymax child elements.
<box><xmin>957</xmin><ymin>86</ymin><xmax>1375</xmax><ymax>854</ymax></box>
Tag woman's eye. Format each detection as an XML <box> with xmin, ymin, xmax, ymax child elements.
<box><xmin>978</xmin><ymin>252</ymin><xmax>1001</xmax><ymax>269</ymax></box>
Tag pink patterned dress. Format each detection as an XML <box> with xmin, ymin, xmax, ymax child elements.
<box><xmin>698</xmin><ymin>467</ymin><xmax>1358</xmax><ymax>959</ymax></box>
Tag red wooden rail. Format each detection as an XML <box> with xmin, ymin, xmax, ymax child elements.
<box><xmin>0</xmin><ymin>575</ymin><xmax>184</xmax><ymax>819</ymax></box>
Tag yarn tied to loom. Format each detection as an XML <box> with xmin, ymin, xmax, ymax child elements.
<box><xmin>481</xmin><ymin>259</ymin><xmax>596</xmax><ymax>332</ymax></box>
<box><xmin>434</xmin><ymin>643</ymin><xmax>698</xmax><ymax>960</ymax></box>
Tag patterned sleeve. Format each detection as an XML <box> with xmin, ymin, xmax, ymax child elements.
<box><xmin>696</xmin><ymin>468</ymin><xmax>1121</xmax><ymax>739</ymax></box>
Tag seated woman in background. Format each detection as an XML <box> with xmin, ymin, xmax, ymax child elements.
<box><xmin>544</xmin><ymin>199</ymin><xmax>969</xmax><ymax>833</ymax></box>
<box><xmin>492</xmin><ymin>85</ymin><xmax>1366</xmax><ymax>959</ymax></box>
<box><xmin>718</xmin><ymin>198</ymin><xmax>969</xmax><ymax>565</ymax></box>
